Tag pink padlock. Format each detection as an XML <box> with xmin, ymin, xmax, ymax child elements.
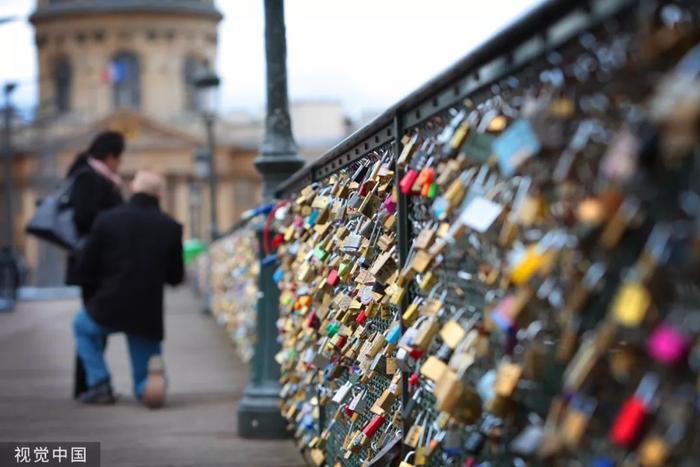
<box><xmin>647</xmin><ymin>324</ymin><xmax>689</xmax><ymax>366</ymax></box>
<box><xmin>383</xmin><ymin>194</ymin><xmax>397</xmax><ymax>214</ymax></box>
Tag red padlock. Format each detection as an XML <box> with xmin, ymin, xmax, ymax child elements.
<box><xmin>610</xmin><ymin>373</ymin><xmax>658</xmax><ymax>447</ymax></box>
<box><xmin>359</xmin><ymin>181</ymin><xmax>374</xmax><ymax>196</ymax></box>
<box><xmin>356</xmin><ymin>309</ymin><xmax>368</xmax><ymax>325</ymax></box>
<box><xmin>610</xmin><ymin>397</ymin><xmax>646</xmax><ymax>447</ymax></box>
<box><xmin>344</xmin><ymin>404</ymin><xmax>355</xmax><ymax>418</ymax></box>
<box><xmin>362</xmin><ymin>414</ymin><xmax>385</xmax><ymax>438</ymax></box>
<box><xmin>400</xmin><ymin>168</ymin><xmax>419</xmax><ymax>195</ymax></box>
<box><xmin>305</xmin><ymin>311</ymin><xmax>317</xmax><ymax>329</ymax></box>
<box><xmin>271</xmin><ymin>233</ymin><xmax>284</xmax><ymax>249</ymax></box>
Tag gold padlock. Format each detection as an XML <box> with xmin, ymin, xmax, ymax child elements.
<box><xmin>404</xmin><ymin>415</ymin><xmax>426</xmax><ymax>448</ymax></box>
<box><xmin>399</xmin><ymin>452</ymin><xmax>416</xmax><ymax>467</ymax></box>
<box><xmin>639</xmin><ymin>435</ymin><xmax>669</xmax><ymax>467</ymax></box>
<box><xmin>390</xmin><ymin>286</ymin><xmax>406</xmax><ymax>306</ymax></box>
<box><xmin>560</xmin><ymin>402</ymin><xmax>593</xmax><ymax>447</ymax></box>
<box><xmin>411</xmin><ymin>250</ymin><xmax>433</xmax><ymax>274</ymax></box>
<box><xmin>309</xmin><ymin>448</ymin><xmax>325</xmax><ymax>466</ymax></box>
<box><xmin>402</xmin><ymin>298</ymin><xmax>422</xmax><ymax>325</ymax></box>
<box><xmin>494</xmin><ymin>361</ymin><xmax>523</xmax><ymax>397</ymax></box>
<box><xmin>414</xmin><ymin>316</ymin><xmax>440</xmax><ymax>350</ymax></box>
<box><xmin>609</xmin><ymin>280</ymin><xmax>650</xmax><ymax>327</ymax></box>
<box><xmin>434</xmin><ymin>368</ymin><xmax>463</xmax><ymax>413</ymax></box>
<box><xmin>419</xmin><ymin>356</ymin><xmax>448</xmax><ymax>382</ymax></box>
<box><xmin>440</xmin><ymin>320</ymin><xmax>466</xmax><ymax>349</ymax></box>
<box><xmin>418</xmin><ymin>271</ymin><xmax>438</xmax><ymax>292</ymax></box>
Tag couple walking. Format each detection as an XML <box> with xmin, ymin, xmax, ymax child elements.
<box><xmin>66</xmin><ymin>131</ymin><xmax>184</xmax><ymax>408</ymax></box>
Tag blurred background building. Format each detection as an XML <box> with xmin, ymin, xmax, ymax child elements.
<box><xmin>2</xmin><ymin>0</ymin><xmax>354</xmax><ymax>286</ymax></box>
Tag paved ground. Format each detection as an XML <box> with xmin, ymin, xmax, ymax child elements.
<box><xmin>0</xmin><ymin>288</ymin><xmax>304</xmax><ymax>467</ymax></box>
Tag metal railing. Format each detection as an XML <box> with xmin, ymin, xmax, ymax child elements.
<box><xmin>254</xmin><ymin>0</ymin><xmax>700</xmax><ymax>464</ymax></box>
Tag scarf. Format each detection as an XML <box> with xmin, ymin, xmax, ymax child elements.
<box><xmin>87</xmin><ymin>157</ymin><xmax>122</xmax><ymax>187</ymax></box>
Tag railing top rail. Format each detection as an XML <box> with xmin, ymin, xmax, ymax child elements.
<box><xmin>275</xmin><ymin>0</ymin><xmax>633</xmax><ymax>198</ymax></box>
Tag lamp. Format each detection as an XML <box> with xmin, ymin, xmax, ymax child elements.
<box><xmin>191</xmin><ymin>66</ymin><xmax>221</xmax><ymax>316</ymax></box>
<box><xmin>193</xmin><ymin>67</ymin><xmax>221</xmax><ymax>119</ymax></box>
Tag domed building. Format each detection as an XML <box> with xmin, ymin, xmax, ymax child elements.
<box><xmin>9</xmin><ymin>0</ymin><xmax>264</xmax><ymax>285</ymax></box>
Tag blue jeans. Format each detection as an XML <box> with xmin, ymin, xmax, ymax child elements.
<box><xmin>73</xmin><ymin>309</ymin><xmax>161</xmax><ymax>399</ymax></box>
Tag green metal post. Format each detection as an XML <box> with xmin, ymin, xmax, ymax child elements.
<box><xmin>0</xmin><ymin>83</ymin><xmax>18</xmax><ymax>311</ymax></box>
<box><xmin>237</xmin><ymin>0</ymin><xmax>304</xmax><ymax>438</ymax></box>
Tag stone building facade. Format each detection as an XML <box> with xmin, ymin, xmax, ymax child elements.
<box><xmin>3</xmin><ymin>0</ymin><xmax>263</xmax><ymax>285</ymax></box>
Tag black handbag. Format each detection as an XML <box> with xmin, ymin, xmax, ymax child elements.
<box><xmin>26</xmin><ymin>171</ymin><xmax>86</xmax><ymax>251</ymax></box>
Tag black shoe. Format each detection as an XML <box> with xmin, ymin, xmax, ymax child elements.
<box><xmin>78</xmin><ymin>380</ymin><xmax>116</xmax><ymax>405</ymax></box>
<box><xmin>73</xmin><ymin>354</ymin><xmax>88</xmax><ymax>399</ymax></box>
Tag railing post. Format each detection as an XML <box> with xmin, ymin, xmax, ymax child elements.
<box><xmin>237</xmin><ymin>0</ymin><xmax>304</xmax><ymax>439</ymax></box>
<box><xmin>392</xmin><ymin>111</ymin><xmax>412</xmax><ymax>458</ymax></box>
<box><xmin>1</xmin><ymin>83</ymin><xmax>18</xmax><ymax>312</ymax></box>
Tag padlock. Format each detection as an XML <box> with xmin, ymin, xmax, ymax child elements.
<box><xmin>331</xmin><ymin>381</ymin><xmax>353</xmax><ymax>405</ymax></box>
<box><xmin>362</xmin><ymin>414</ymin><xmax>385</xmax><ymax>439</ymax></box>
<box><xmin>560</xmin><ymin>395</ymin><xmax>596</xmax><ymax>447</ymax></box>
<box><xmin>440</xmin><ymin>320</ymin><xmax>467</xmax><ymax>349</ymax></box>
<box><xmin>610</xmin><ymin>280</ymin><xmax>651</xmax><ymax>327</ymax></box>
<box><xmin>399</xmin><ymin>451</ymin><xmax>416</xmax><ymax>467</ymax></box>
<box><xmin>404</xmin><ymin>413</ymin><xmax>426</xmax><ymax>448</ymax></box>
<box><xmin>400</xmin><ymin>168</ymin><xmax>419</xmax><ymax>194</ymax></box>
<box><xmin>413</xmin><ymin>316</ymin><xmax>440</xmax><ymax>350</ymax></box>
<box><xmin>419</xmin><ymin>356</ymin><xmax>448</xmax><ymax>382</ymax></box>
<box><xmin>610</xmin><ymin>373</ymin><xmax>659</xmax><ymax>447</ymax></box>
<box><xmin>647</xmin><ymin>323</ymin><xmax>689</xmax><ymax>365</ymax></box>
<box><xmin>494</xmin><ymin>361</ymin><xmax>523</xmax><ymax>397</ymax></box>
<box><xmin>402</xmin><ymin>297</ymin><xmax>422</xmax><ymax>326</ymax></box>
<box><xmin>309</xmin><ymin>448</ymin><xmax>325</xmax><ymax>466</ymax></box>
<box><xmin>411</xmin><ymin>250</ymin><xmax>433</xmax><ymax>273</ymax></box>
<box><xmin>398</xmin><ymin>133</ymin><xmax>419</xmax><ymax>165</ymax></box>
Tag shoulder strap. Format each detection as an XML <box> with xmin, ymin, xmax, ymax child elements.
<box><xmin>56</xmin><ymin>167</ymin><xmax>94</xmax><ymax>205</ymax></box>
<box><xmin>67</xmin><ymin>166</ymin><xmax>93</xmax><ymax>183</ymax></box>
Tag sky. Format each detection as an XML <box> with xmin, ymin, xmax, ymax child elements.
<box><xmin>0</xmin><ymin>0</ymin><xmax>539</xmax><ymax>120</ymax></box>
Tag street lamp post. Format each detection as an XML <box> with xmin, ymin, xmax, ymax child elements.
<box><xmin>193</xmin><ymin>68</ymin><xmax>221</xmax><ymax>241</ymax></box>
<box><xmin>237</xmin><ymin>0</ymin><xmax>304</xmax><ymax>439</ymax></box>
<box><xmin>193</xmin><ymin>68</ymin><xmax>221</xmax><ymax>315</ymax></box>
<box><xmin>0</xmin><ymin>82</ymin><xmax>18</xmax><ymax>312</ymax></box>
<box><xmin>191</xmin><ymin>149</ymin><xmax>209</xmax><ymax>240</ymax></box>
<box><xmin>192</xmin><ymin>148</ymin><xmax>212</xmax><ymax>308</ymax></box>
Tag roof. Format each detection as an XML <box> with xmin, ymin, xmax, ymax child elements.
<box><xmin>30</xmin><ymin>0</ymin><xmax>223</xmax><ymax>23</ymax></box>
<box><xmin>15</xmin><ymin>109</ymin><xmax>256</xmax><ymax>155</ymax></box>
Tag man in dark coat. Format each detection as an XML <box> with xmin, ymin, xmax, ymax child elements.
<box><xmin>73</xmin><ymin>171</ymin><xmax>184</xmax><ymax>408</ymax></box>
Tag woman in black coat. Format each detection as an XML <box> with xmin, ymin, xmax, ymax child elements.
<box><xmin>66</xmin><ymin>131</ymin><xmax>125</xmax><ymax>397</ymax></box>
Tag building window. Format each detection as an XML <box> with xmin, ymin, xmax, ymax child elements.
<box><xmin>54</xmin><ymin>57</ymin><xmax>71</xmax><ymax>114</ymax></box>
<box><xmin>111</xmin><ymin>52</ymin><xmax>141</xmax><ymax>109</ymax></box>
<box><xmin>35</xmin><ymin>34</ymin><xmax>47</xmax><ymax>49</ymax></box>
<box><xmin>183</xmin><ymin>56</ymin><xmax>207</xmax><ymax>112</ymax></box>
